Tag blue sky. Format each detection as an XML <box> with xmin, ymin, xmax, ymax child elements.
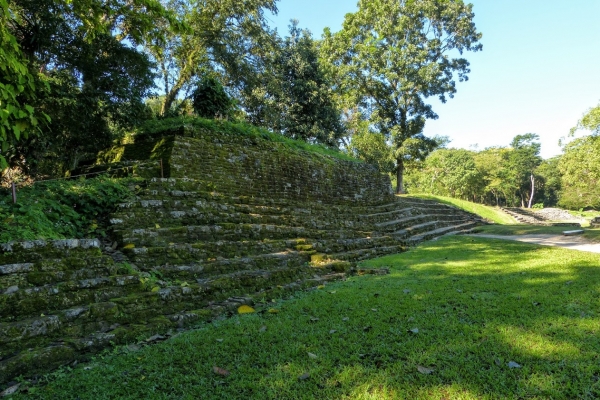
<box><xmin>267</xmin><ymin>1</ymin><xmax>600</xmax><ymax>159</ymax></box>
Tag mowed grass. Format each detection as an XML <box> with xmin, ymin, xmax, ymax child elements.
<box><xmin>405</xmin><ymin>194</ymin><xmax>517</xmax><ymax>225</ymax></box>
<box><xmin>12</xmin><ymin>237</ymin><xmax>600</xmax><ymax>399</ymax></box>
<box><xmin>478</xmin><ymin>224</ymin><xmax>600</xmax><ymax>242</ymax></box>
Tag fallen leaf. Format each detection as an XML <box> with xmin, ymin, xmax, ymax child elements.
<box><xmin>309</xmin><ymin>317</ymin><xmax>319</xmax><ymax>323</ymax></box>
<box><xmin>213</xmin><ymin>366</ymin><xmax>230</xmax><ymax>376</ymax></box>
<box><xmin>216</xmin><ymin>339</ymin><xmax>224</xmax><ymax>343</ymax></box>
<box><xmin>298</xmin><ymin>373</ymin><xmax>310</xmax><ymax>381</ymax></box>
<box><xmin>308</xmin><ymin>352</ymin><xmax>318</xmax><ymax>359</ymax></box>
<box><xmin>508</xmin><ymin>361</ymin><xmax>521</xmax><ymax>369</ymax></box>
<box><xmin>155</xmin><ymin>223</ymin><xmax>161</xmax><ymax>229</ymax></box>
<box><xmin>342</xmin><ymin>317</ymin><xmax>349</xmax><ymax>321</ymax></box>
<box><xmin>268</xmin><ymin>308</ymin><xmax>279</xmax><ymax>314</ymax></box>
<box><xmin>329</xmin><ymin>329</ymin><xmax>337</xmax><ymax>334</ymax></box>
<box><xmin>259</xmin><ymin>325</ymin><xmax>267</xmax><ymax>332</ymax></box>
<box><xmin>317</xmin><ymin>285</ymin><xmax>325</xmax><ymax>289</ymax></box>
<box><xmin>0</xmin><ymin>383</ymin><xmax>20</xmax><ymax>396</ymax></box>
<box><xmin>329</xmin><ymin>290</ymin><xmax>337</xmax><ymax>294</ymax></box>
<box><xmin>237</xmin><ymin>305</ymin><xmax>255</xmax><ymax>314</ymax></box>
<box><xmin>371</xmin><ymin>308</ymin><xmax>378</xmax><ymax>312</ymax></box>
<box><xmin>409</xmin><ymin>328</ymin><xmax>419</xmax><ymax>334</ymax></box>
<box><xmin>417</xmin><ymin>365</ymin><xmax>434</xmax><ymax>375</ymax></box>
<box><xmin>456</xmin><ymin>289</ymin><xmax>463</xmax><ymax>293</ymax></box>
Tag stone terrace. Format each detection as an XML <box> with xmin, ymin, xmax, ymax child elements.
<box><xmin>0</xmin><ymin>123</ymin><xmax>484</xmax><ymax>383</ymax></box>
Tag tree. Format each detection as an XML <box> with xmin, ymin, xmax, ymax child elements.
<box><xmin>508</xmin><ymin>133</ymin><xmax>542</xmax><ymax>208</ymax></box>
<box><xmin>535</xmin><ymin>156</ymin><xmax>561</xmax><ymax>207</ymax></box>
<box><xmin>192</xmin><ymin>75</ymin><xmax>235</xmax><ymax>119</ymax></box>
<box><xmin>0</xmin><ymin>0</ymin><xmax>44</xmax><ymax>170</ymax></box>
<box><xmin>6</xmin><ymin>0</ymin><xmax>168</xmax><ymax>174</ymax></box>
<box><xmin>406</xmin><ymin>148</ymin><xmax>482</xmax><ymax>199</ymax></box>
<box><xmin>146</xmin><ymin>0</ymin><xmax>277</xmax><ymax>117</ymax></box>
<box><xmin>267</xmin><ymin>22</ymin><xmax>345</xmax><ymax>146</ymax></box>
<box><xmin>558</xmin><ymin>136</ymin><xmax>600</xmax><ymax>210</ymax></box>
<box><xmin>322</xmin><ymin>0</ymin><xmax>482</xmax><ymax>193</ymax></box>
<box><xmin>570</xmin><ymin>102</ymin><xmax>600</xmax><ymax>136</ymax></box>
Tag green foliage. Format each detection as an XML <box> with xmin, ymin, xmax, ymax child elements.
<box><xmin>137</xmin><ymin>117</ymin><xmax>359</xmax><ymax>162</ymax></box>
<box><xmin>0</xmin><ymin>0</ymin><xmax>46</xmax><ymax>169</ymax></box>
<box><xmin>570</xmin><ymin>103</ymin><xmax>600</xmax><ymax>136</ymax></box>
<box><xmin>558</xmin><ymin>135</ymin><xmax>600</xmax><ymax>210</ymax></box>
<box><xmin>266</xmin><ymin>22</ymin><xmax>345</xmax><ymax>147</ymax></box>
<box><xmin>5</xmin><ymin>0</ymin><xmax>171</xmax><ymax>175</ymax></box>
<box><xmin>13</xmin><ymin>236</ymin><xmax>600</xmax><ymax>399</ymax></box>
<box><xmin>406</xmin><ymin>148</ymin><xmax>483</xmax><ymax>199</ymax></box>
<box><xmin>321</xmin><ymin>0</ymin><xmax>482</xmax><ymax>192</ymax></box>
<box><xmin>191</xmin><ymin>76</ymin><xmax>235</xmax><ymax>119</ymax></box>
<box><xmin>0</xmin><ymin>177</ymin><xmax>136</xmax><ymax>242</ymax></box>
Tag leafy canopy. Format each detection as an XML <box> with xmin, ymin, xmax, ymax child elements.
<box><xmin>322</xmin><ymin>0</ymin><xmax>482</xmax><ymax>192</ymax></box>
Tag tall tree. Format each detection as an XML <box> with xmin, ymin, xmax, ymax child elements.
<box><xmin>508</xmin><ymin>133</ymin><xmax>542</xmax><ymax>208</ymax></box>
<box><xmin>321</xmin><ymin>0</ymin><xmax>482</xmax><ymax>193</ymax></box>
<box><xmin>5</xmin><ymin>0</ymin><xmax>171</xmax><ymax>174</ymax></box>
<box><xmin>146</xmin><ymin>0</ymin><xmax>277</xmax><ymax>117</ymax></box>
<box><xmin>0</xmin><ymin>0</ymin><xmax>44</xmax><ymax>170</ymax></box>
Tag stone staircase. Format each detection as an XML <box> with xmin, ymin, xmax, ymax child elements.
<box><xmin>502</xmin><ymin>207</ymin><xmax>581</xmax><ymax>227</ymax></box>
<box><xmin>112</xmin><ymin>178</ymin><xmax>484</xmax><ymax>282</ymax></box>
<box><xmin>0</xmin><ymin>125</ymin><xmax>486</xmax><ymax>385</ymax></box>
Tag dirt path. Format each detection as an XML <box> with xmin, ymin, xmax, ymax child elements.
<box><xmin>469</xmin><ymin>233</ymin><xmax>600</xmax><ymax>253</ymax></box>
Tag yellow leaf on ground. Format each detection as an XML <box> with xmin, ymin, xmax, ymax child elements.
<box><xmin>237</xmin><ymin>305</ymin><xmax>255</xmax><ymax>314</ymax></box>
<box><xmin>268</xmin><ymin>308</ymin><xmax>279</xmax><ymax>314</ymax></box>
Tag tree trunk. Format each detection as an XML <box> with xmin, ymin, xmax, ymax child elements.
<box><xmin>396</xmin><ymin>158</ymin><xmax>405</xmax><ymax>194</ymax></box>
<box><xmin>527</xmin><ymin>174</ymin><xmax>535</xmax><ymax>208</ymax></box>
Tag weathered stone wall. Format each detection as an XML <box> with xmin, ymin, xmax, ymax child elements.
<box><xmin>168</xmin><ymin>130</ymin><xmax>393</xmax><ymax>205</ymax></box>
<box><xmin>0</xmin><ymin>122</ymin><xmax>483</xmax><ymax>386</ymax></box>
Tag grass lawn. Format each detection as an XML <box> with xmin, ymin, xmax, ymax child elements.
<box><xmin>11</xmin><ymin>236</ymin><xmax>600</xmax><ymax>399</ymax></box>
<box><xmin>405</xmin><ymin>194</ymin><xmax>517</xmax><ymax>225</ymax></box>
<box><xmin>477</xmin><ymin>224</ymin><xmax>600</xmax><ymax>242</ymax></box>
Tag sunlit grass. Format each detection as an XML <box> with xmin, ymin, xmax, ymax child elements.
<box><xmin>11</xmin><ymin>236</ymin><xmax>600</xmax><ymax>399</ymax></box>
<box><xmin>478</xmin><ymin>224</ymin><xmax>600</xmax><ymax>242</ymax></box>
<box><xmin>404</xmin><ymin>194</ymin><xmax>517</xmax><ymax>225</ymax></box>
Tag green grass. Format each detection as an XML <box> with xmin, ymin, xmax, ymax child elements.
<box><xmin>137</xmin><ymin>117</ymin><xmax>360</xmax><ymax>162</ymax></box>
<box><xmin>11</xmin><ymin>236</ymin><xmax>600</xmax><ymax>399</ymax></box>
<box><xmin>478</xmin><ymin>224</ymin><xmax>600</xmax><ymax>242</ymax></box>
<box><xmin>405</xmin><ymin>194</ymin><xmax>517</xmax><ymax>225</ymax></box>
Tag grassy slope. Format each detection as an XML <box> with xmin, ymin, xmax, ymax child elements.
<box><xmin>14</xmin><ymin>236</ymin><xmax>600</xmax><ymax>399</ymax></box>
<box><xmin>138</xmin><ymin>117</ymin><xmax>359</xmax><ymax>162</ymax></box>
<box><xmin>405</xmin><ymin>194</ymin><xmax>516</xmax><ymax>225</ymax></box>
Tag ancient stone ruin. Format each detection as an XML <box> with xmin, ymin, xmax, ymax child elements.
<box><xmin>0</xmin><ymin>121</ymin><xmax>484</xmax><ymax>383</ymax></box>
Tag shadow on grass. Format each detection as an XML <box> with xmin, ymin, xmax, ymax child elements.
<box><xmin>15</xmin><ymin>237</ymin><xmax>600</xmax><ymax>399</ymax></box>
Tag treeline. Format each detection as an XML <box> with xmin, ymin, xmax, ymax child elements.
<box><xmin>1</xmin><ymin>0</ymin><xmax>482</xmax><ymax>190</ymax></box>
<box><xmin>405</xmin><ymin>106</ymin><xmax>600</xmax><ymax>211</ymax></box>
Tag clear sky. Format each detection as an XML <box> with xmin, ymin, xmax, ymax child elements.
<box><xmin>267</xmin><ymin>1</ymin><xmax>600</xmax><ymax>159</ymax></box>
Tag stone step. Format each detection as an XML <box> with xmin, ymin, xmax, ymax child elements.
<box><xmin>118</xmin><ymin>223</ymin><xmax>371</xmax><ymax>248</ymax></box>
<box><xmin>311</xmin><ymin>235</ymin><xmax>401</xmax><ymax>254</ymax></box>
<box><xmin>133</xmin><ymin>250</ymin><xmax>312</xmax><ymax>280</ymax></box>
<box><xmin>0</xmin><ymin>239</ymin><xmax>102</xmax><ymax>265</ymax></box>
<box><xmin>0</xmin><ymin>256</ymin><xmax>118</xmax><ymax>289</ymax></box>
<box><xmin>0</xmin><ymin>274</ymin><xmax>141</xmax><ymax>322</ymax></box>
<box><xmin>406</xmin><ymin>221</ymin><xmax>481</xmax><ymax>244</ymax></box>
<box><xmin>0</xmin><ymin>268</ymin><xmax>346</xmax><ymax>382</ymax></box>
<box><xmin>122</xmin><ymin>239</ymin><xmax>311</xmax><ymax>267</ymax></box>
<box><xmin>323</xmin><ymin>244</ymin><xmax>407</xmax><ymax>263</ymax></box>
<box><xmin>374</xmin><ymin>212</ymin><xmax>471</xmax><ymax>231</ymax></box>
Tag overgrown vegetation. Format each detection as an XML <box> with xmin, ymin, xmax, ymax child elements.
<box><xmin>137</xmin><ymin>117</ymin><xmax>360</xmax><ymax>162</ymax></box>
<box><xmin>11</xmin><ymin>236</ymin><xmax>600</xmax><ymax>399</ymax></box>
<box><xmin>0</xmin><ymin>177</ymin><xmax>137</xmax><ymax>243</ymax></box>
